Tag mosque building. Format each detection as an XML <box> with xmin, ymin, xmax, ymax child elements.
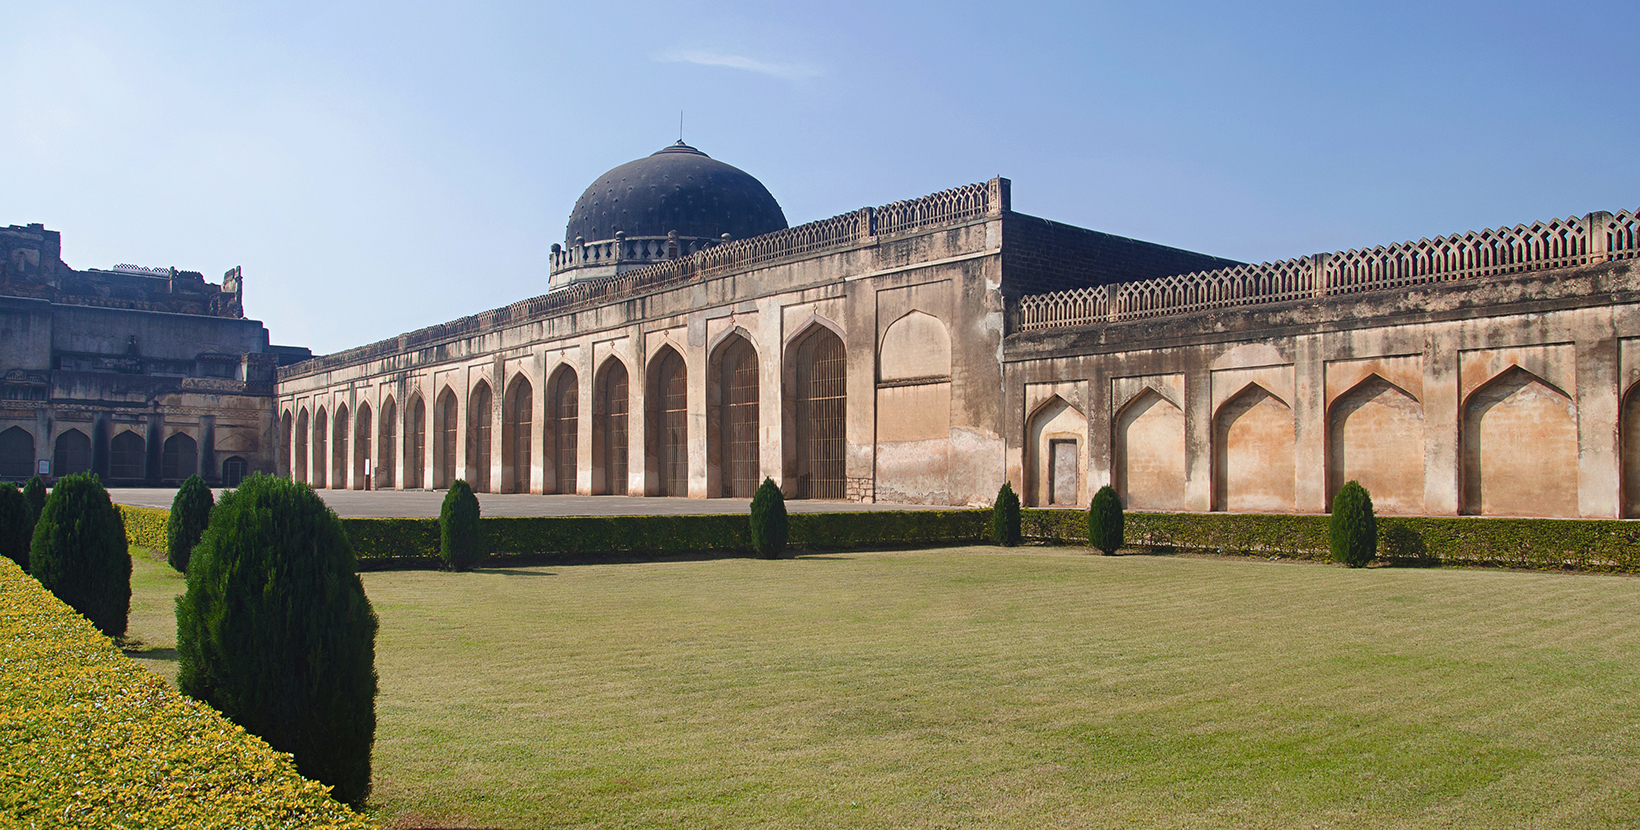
<box><xmin>273</xmin><ymin>143</ymin><xmax>1640</xmax><ymax>518</ymax></box>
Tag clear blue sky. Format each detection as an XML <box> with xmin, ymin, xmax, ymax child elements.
<box><xmin>5</xmin><ymin>1</ymin><xmax>1636</xmax><ymax>354</ymax></box>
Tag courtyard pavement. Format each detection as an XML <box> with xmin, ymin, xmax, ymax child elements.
<box><xmin>105</xmin><ymin>487</ymin><xmax>965</xmax><ymax>519</ymax></box>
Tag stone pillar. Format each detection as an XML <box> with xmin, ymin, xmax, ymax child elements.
<box><xmin>1422</xmin><ymin>333</ymin><xmax>1461</xmax><ymax>515</ymax></box>
<box><xmin>1183</xmin><ymin>365</ymin><xmax>1214</xmax><ymax>512</ymax></box>
<box><xmin>1292</xmin><ymin>334</ymin><xmax>1327</xmax><ymax>512</ymax></box>
<box><xmin>1575</xmin><ymin>318</ymin><xmax>1621</xmax><ymax>517</ymax></box>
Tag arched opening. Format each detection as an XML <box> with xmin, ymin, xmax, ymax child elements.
<box><xmin>1462</xmin><ymin>366</ymin><xmax>1576</xmax><ymax>516</ymax></box>
<box><xmin>503</xmin><ymin>374</ymin><xmax>536</xmax><ymax>494</ymax></box>
<box><xmin>1025</xmin><ymin>396</ymin><xmax>1088</xmax><ymax>508</ymax></box>
<box><xmin>161</xmin><ymin>432</ymin><xmax>198</xmax><ymax>482</ymax></box>
<box><xmin>434</xmin><ymin>389</ymin><xmax>457</xmax><ymax>489</ymax></box>
<box><xmin>222</xmin><ymin>455</ymin><xmax>249</xmax><ymax>486</ymax></box>
<box><xmin>1326</xmin><ymin>375</ymin><xmax>1424</xmax><ymax>514</ymax></box>
<box><xmin>0</xmin><ymin>427</ymin><xmax>35</xmax><ymax>480</ymax></box>
<box><xmin>709</xmin><ymin>335</ymin><xmax>759</xmax><ymax>498</ymax></box>
<box><xmin>550</xmin><ymin>367</ymin><xmax>580</xmax><ymax>495</ymax></box>
<box><xmin>593</xmin><ymin>359</ymin><xmax>629</xmax><ymax>495</ymax></box>
<box><xmin>788</xmin><ymin>325</ymin><xmax>846</xmax><ymax>500</ymax></box>
<box><xmin>1114</xmin><ymin>389</ymin><xmax>1185</xmax><ymax>511</ymax></box>
<box><xmin>54</xmin><ymin>429</ymin><xmax>92</xmax><ymax>477</ymax></box>
<box><xmin>312</xmin><ymin>406</ymin><xmax>328</xmax><ymax>489</ymax></box>
<box><xmin>354</xmin><ymin>402</ymin><xmax>372</xmax><ymax>489</ymax></box>
<box><xmin>1212</xmin><ymin>384</ymin><xmax>1294</xmax><ymax>512</ymax></box>
<box><xmin>294</xmin><ymin>408</ymin><xmax>309</xmax><ymax>483</ymax></box>
<box><xmin>379</xmin><ymin>397</ymin><xmax>397</xmax><ymax>490</ymax></box>
<box><xmin>332</xmin><ymin>404</ymin><xmax>350</xmax><ymax>490</ymax></box>
<box><xmin>110</xmin><ymin>429</ymin><xmax>146</xmax><ymax>481</ymax></box>
<box><xmin>646</xmin><ymin>347</ymin><xmax>688</xmax><ymax>497</ymax></box>
<box><xmin>468</xmin><ymin>381</ymin><xmax>493</xmax><ymax>492</ymax></box>
<box><xmin>278</xmin><ymin>410</ymin><xmax>292</xmax><ymax>478</ymax></box>
<box><xmin>407</xmin><ymin>395</ymin><xmax>427</xmax><ymax>489</ymax></box>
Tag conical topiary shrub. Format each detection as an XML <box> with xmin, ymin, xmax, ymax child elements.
<box><xmin>176</xmin><ymin>473</ymin><xmax>377</xmax><ymax>807</ymax></box>
<box><xmin>1088</xmin><ymin>485</ymin><xmax>1124</xmax><ymax>555</ymax></box>
<box><xmin>167</xmin><ymin>475</ymin><xmax>215</xmax><ymax>573</ymax></box>
<box><xmin>1330</xmin><ymin>480</ymin><xmax>1377</xmax><ymax>568</ymax></box>
<box><xmin>991</xmin><ymin>481</ymin><xmax>1021</xmax><ymax>547</ymax></box>
<box><xmin>439</xmin><ymin>479</ymin><xmax>482</xmax><ymax>571</ymax></box>
<box><xmin>0</xmin><ymin>483</ymin><xmax>32</xmax><ymax>572</ymax></box>
<box><xmin>749</xmin><ymin>477</ymin><xmax>788</xmax><ymax>559</ymax></box>
<box><xmin>29</xmin><ymin>472</ymin><xmax>130</xmax><ymax>638</ymax></box>
<box><xmin>22</xmin><ymin>475</ymin><xmax>46</xmax><ymax>521</ymax></box>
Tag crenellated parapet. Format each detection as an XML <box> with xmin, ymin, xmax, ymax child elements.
<box><xmin>1015</xmin><ymin>207</ymin><xmax>1640</xmax><ymax>331</ymax></box>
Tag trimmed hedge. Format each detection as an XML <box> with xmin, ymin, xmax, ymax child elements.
<box><xmin>343</xmin><ymin>509</ymin><xmax>990</xmax><ymax>567</ymax></box>
<box><xmin>0</xmin><ymin>557</ymin><xmax>375</xmax><ymax>828</ymax></box>
<box><xmin>119</xmin><ymin>504</ymin><xmax>170</xmax><ymax>551</ymax></box>
<box><xmin>1023</xmin><ymin>508</ymin><xmax>1640</xmax><ymax>572</ymax></box>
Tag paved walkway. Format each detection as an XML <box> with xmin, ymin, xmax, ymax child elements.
<box><xmin>106</xmin><ymin>488</ymin><xmax>966</xmax><ymax>519</ymax></box>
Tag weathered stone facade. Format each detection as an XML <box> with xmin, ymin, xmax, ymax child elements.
<box><xmin>275</xmin><ymin>145</ymin><xmax>1640</xmax><ymax>518</ymax></box>
<box><xmin>0</xmin><ymin>223</ymin><xmax>303</xmax><ymax>485</ymax></box>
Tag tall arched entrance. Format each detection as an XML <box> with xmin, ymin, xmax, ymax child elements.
<box><xmin>789</xmin><ymin>325</ymin><xmax>846</xmax><ymax>500</ymax></box>
<box><xmin>468</xmin><ymin>381</ymin><xmax>493</xmax><ymax>492</ymax></box>
<box><xmin>504</xmin><ymin>375</ymin><xmax>535</xmax><ymax>494</ymax></box>
<box><xmin>647</xmin><ymin>348</ymin><xmax>688</xmax><ymax>497</ymax></box>
<box><xmin>710</xmin><ymin>334</ymin><xmax>759</xmax><ymax>498</ymax></box>
<box><xmin>594</xmin><ymin>360</ymin><xmax>628</xmax><ymax>495</ymax></box>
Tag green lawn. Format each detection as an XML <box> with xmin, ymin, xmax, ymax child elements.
<box><xmin>126</xmin><ymin>548</ymin><xmax>1640</xmax><ymax>829</ymax></box>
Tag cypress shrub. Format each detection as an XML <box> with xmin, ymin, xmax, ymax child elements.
<box><xmin>991</xmin><ymin>481</ymin><xmax>1021</xmax><ymax>546</ymax></box>
<box><xmin>749</xmin><ymin>477</ymin><xmax>788</xmax><ymax>559</ymax></box>
<box><xmin>439</xmin><ymin>479</ymin><xmax>482</xmax><ymax>571</ymax></box>
<box><xmin>175</xmin><ymin>473</ymin><xmax>378</xmax><ymax>807</ymax></box>
<box><xmin>167</xmin><ymin>475</ymin><xmax>215</xmax><ymax>573</ymax></box>
<box><xmin>1088</xmin><ymin>485</ymin><xmax>1125</xmax><ymax>555</ymax></box>
<box><xmin>23</xmin><ymin>475</ymin><xmax>46</xmax><ymax>521</ymax></box>
<box><xmin>1330</xmin><ymin>480</ymin><xmax>1377</xmax><ymax>568</ymax></box>
<box><xmin>0</xmin><ymin>483</ymin><xmax>31</xmax><ymax>571</ymax></box>
<box><xmin>28</xmin><ymin>472</ymin><xmax>130</xmax><ymax>638</ymax></box>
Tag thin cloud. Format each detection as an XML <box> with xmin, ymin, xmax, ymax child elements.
<box><xmin>652</xmin><ymin>48</ymin><xmax>822</xmax><ymax>81</ymax></box>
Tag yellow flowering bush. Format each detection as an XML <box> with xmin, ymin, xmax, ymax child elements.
<box><xmin>0</xmin><ymin>558</ymin><xmax>375</xmax><ymax>829</ymax></box>
<box><xmin>117</xmin><ymin>504</ymin><xmax>169</xmax><ymax>552</ymax></box>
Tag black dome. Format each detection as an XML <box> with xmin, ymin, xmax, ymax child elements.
<box><xmin>565</xmin><ymin>142</ymin><xmax>788</xmax><ymax>243</ymax></box>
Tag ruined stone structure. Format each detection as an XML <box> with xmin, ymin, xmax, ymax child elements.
<box><xmin>276</xmin><ymin>142</ymin><xmax>1640</xmax><ymax>518</ymax></box>
<box><xmin>0</xmin><ymin>223</ymin><xmax>305</xmax><ymax>485</ymax></box>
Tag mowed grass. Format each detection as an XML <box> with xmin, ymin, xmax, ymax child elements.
<box><xmin>125</xmin><ymin>548</ymin><xmax>1640</xmax><ymax>828</ymax></box>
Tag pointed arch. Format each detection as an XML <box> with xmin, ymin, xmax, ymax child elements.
<box><xmin>709</xmin><ymin>332</ymin><xmax>760</xmax><ymax>498</ymax></box>
<box><xmin>53</xmin><ymin>429</ymin><xmax>92</xmax><ymax>477</ymax></box>
<box><xmin>332</xmin><ymin>403</ymin><xmax>350</xmax><ymax>489</ymax></box>
<box><xmin>294</xmin><ymin>408</ymin><xmax>310</xmax><ymax>483</ymax></box>
<box><xmin>0</xmin><ymin>426</ymin><xmax>34</xmax><ymax>480</ymax></box>
<box><xmin>1327</xmin><ymin>374</ymin><xmax>1423</xmax><ymax>514</ymax></box>
<box><xmin>1213</xmin><ymin>383</ymin><xmax>1293</xmax><ymax>512</ymax></box>
<box><xmin>406</xmin><ymin>393</ymin><xmax>427</xmax><ymax>489</ymax></box>
<box><xmin>161</xmin><ymin>431</ymin><xmax>198</xmax><ymax>482</ymax></box>
<box><xmin>378</xmin><ymin>396</ymin><xmax>397</xmax><ymax>489</ymax></box>
<box><xmin>545</xmin><ymin>366</ymin><xmax>578</xmax><ymax>495</ymax></box>
<box><xmin>1027</xmin><ymin>395</ymin><xmax>1087</xmax><ymax>507</ymax></box>
<box><xmin>646</xmin><ymin>346</ymin><xmax>689</xmax><ymax>497</ymax></box>
<box><xmin>278</xmin><ymin>409</ymin><xmax>292</xmax><ymax>478</ymax></box>
<box><xmin>468</xmin><ymin>380</ymin><xmax>493</xmax><ymax>492</ymax></box>
<box><xmin>1114</xmin><ymin>388</ymin><xmax>1185</xmax><ymax>511</ymax></box>
<box><xmin>110</xmin><ymin>429</ymin><xmax>146</xmax><ymax>482</ymax></box>
<box><xmin>222</xmin><ymin>455</ymin><xmax>248</xmax><ymax>487</ymax></box>
<box><xmin>1463</xmin><ymin>366</ymin><xmax>1576</xmax><ymax>516</ymax></box>
<box><xmin>785</xmin><ymin>322</ymin><xmax>846</xmax><ymax>499</ymax></box>
<box><xmin>504</xmin><ymin>372</ymin><xmax>537</xmax><ymax>494</ymax></box>
<box><xmin>434</xmin><ymin>387</ymin><xmax>457</xmax><ymax>489</ymax></box>
<box><xmin>354</xmin><ymin>401</ymin><xmax>373</xmax><ymax>489</ymax></box>
<box><xmin>879</xmin><ymin>309</ymin><xmax>951</xmax><ymax>383</ymax></box>
<box><xmin>312</xmin><ymin>406</ymin><xmax>328</xmax><ymax>489</ymax></box>
<box><xmin>1623</xmin><ymin>382</ymin><xmax>1640</xmax><ymax>517</ymax></box>
<box><xmin>593</xmin><ymin>357</ymin><xmax>629</xmax><ymax>495</ymax></box>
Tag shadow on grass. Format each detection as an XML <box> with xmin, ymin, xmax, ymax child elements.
<box><xmin>123</xmin><ymin>645</ymin><xmax>178</xmax><ymax>662</ymax></box>
<box><xmin>794</xmin><ymin>554</ymin><xmax>855</xmax><ymax>560</ymax></box>
<box><xmin>474</xmin><ymin>568</ymin><xmax>556</xmax><ymax>577</ymax></box>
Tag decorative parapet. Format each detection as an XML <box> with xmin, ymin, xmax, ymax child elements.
<box><xmin>282</xmin><ymin>179</ymin><xmax>1006</xmax><ymax>379</ymax></box>
<box><xmin>1015</xmin><ymin>208</ymin><xmax>1640</xmax><ymax>331</ymax></box>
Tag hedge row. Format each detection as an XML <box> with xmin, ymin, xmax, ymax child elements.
<box><xmin>0</xmin><ymin>558</ymin><xmax>375</xmax><ymax>828</ymax></box>
<box><xmin>343</xmin><ymin>509</ymin><xmax>990</xmax><ymax>566</ymax></box>
<box><xmin>1022</xmin><ymin>508</ymin><xmax>1640</xmax><ymax>572</ymax></box>
<box><xmin>118</xmin><ymin>504</ymin><xmax>170</xmax><ymax>551</ymax></box>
